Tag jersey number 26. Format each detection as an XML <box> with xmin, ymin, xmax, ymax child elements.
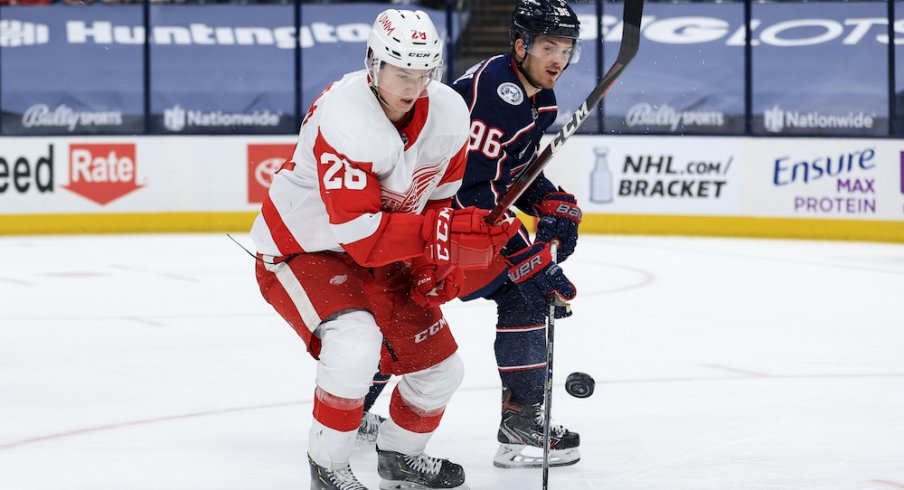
<box><xmin>321</xmin><ymin>152</ymin><xmax>367</xmax><ymax>190</ymax></box>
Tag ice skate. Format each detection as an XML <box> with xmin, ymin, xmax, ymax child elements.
<box><xmin>493</xmin><ymin>390</ymin><xmax>580</xmax><ymax>468</ymax></box>
<box><xmin>376</xmin><ymin>446</ymin><xmax>468</xmax><ymax>489</ymax></box>
<box><xmin>355</xmin><ymin>411</ymin><xmax>386</xmax><ymax>447</ymax></box>
<box><xmin>309</xmin><ymin>454</ymin><xmax>370</xmax><ymax>490</ymax></box>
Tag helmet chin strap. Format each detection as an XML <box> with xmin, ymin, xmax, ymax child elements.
<box><xmin>367</xmin><ymin>59</ymin><xmax>394</xmax><ymax>109</ymax></box>
<box><xmin>370</xmin><ymin>85</ymin><xmax>393</xmax><ymax>108</ymax></box>
<box><xmin>514</xmin><ymin>50</ymin><xmax>545</xmax><ymax>91</ymax></box>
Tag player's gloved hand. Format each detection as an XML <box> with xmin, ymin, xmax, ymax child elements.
<box><xmin>410</xmin><ymin>256</ymin><xmax>463</xmax><ymax>307</ymax></box>
<box><xmin>533</xmin><ymin>191</ymin><xmax>581</xmax><ymax>262</ymax></box>
<box><xmin>422</xmin><ymin>206</ymin><xmax>521</xmax><ymax>270</ymax></box>
<box><xmin>506</xmin><ymin>242</ymin><xmax>576</xmax><ymax>319</ymax></box>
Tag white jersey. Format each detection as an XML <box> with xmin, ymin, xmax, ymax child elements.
<box><xmin>250</xmin><ymin>70</ymin><xmax>470</xmax><ymax>267</ymax></box>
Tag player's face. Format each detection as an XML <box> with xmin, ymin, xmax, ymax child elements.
<box><xmin>522</xmin><ymin>36</ymin><xmax>577</xmax><ymax>89</ymax></box>
<box><xmin>376</xmin><ymin>63</ymin><xmax>434</xmax><ymax>112</ymax></box>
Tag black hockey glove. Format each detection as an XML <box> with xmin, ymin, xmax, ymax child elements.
<box><xmin>533</xmin><ymin>191</ymin><xmax>581</xmax><ymax>262</ymax></box>
<box><xmin>506</xmin><ymin>242</ymin><xmax>576</xmax><ymax>319</ymax></box>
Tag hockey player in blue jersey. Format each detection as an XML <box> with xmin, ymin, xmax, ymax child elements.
<box><xmin>449</xmin><ymin>0</ymin><xmax>583</xmax><ymax>468</ymax></box>
<box><xmin>358</xmin><ymin>0</ymin><xmax>585</xmax><ymax>469</ymax></box>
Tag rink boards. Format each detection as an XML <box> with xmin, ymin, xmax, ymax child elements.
<box><xmin>0</xmin><ymin>135</ymin><xmax>902</xmax><ymax>242</ymax></box>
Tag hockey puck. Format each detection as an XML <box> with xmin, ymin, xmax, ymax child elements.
<box><xmin>565</xmin><ymin>371</ymin><xmax>595</xmax><ymax>398</ymax></box>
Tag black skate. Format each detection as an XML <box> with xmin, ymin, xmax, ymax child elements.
<box><xmin>355</xmin><ymin>411</ymin><xmax>386</xmax><ymax>448</ymax></box>
<box><xmin>493</xmin><ymin>390</ymin><xmax>581</xmax><ymax>468</ymax></box>
<box><xmin>309</xmin><ymin>454</ymin><xmax>370</xmax><ymax>490</ymax></box>
<box><xmin>376</xmin><ymin>447</ymin><xmax>468</xmax><ymax>489</ymax></box>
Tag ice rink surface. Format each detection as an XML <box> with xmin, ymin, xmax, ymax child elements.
<box><xmin>1</xmin><ymin>233</ymin><xmax>903</xmax><ymax>490</ymax></box>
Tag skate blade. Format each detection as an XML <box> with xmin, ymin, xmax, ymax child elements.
<box><xmin>379</xmin><ymin>480</ymin><xmax>469</xmax><ymax>490</ymax></box>
<box><xmin>492</xmin><ymin>443</ymin><xmax>580</xmax><ymax>469</ymax></box>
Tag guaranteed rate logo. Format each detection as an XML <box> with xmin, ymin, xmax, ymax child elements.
<box><xmin>0</xmin><ymin>145</ymin><xmax>55</xmax><ymax>195</ymax></box>
<box><xmin>65</xmin><ymin>144</ymin><xmax>143</xmax><ymax>205</ymax></box>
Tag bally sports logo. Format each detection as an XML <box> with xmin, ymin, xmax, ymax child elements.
<box><xmin>64</xmin><ymin>144</ymin><xmax>143</xmax><ymax>205</ymax></box>
<box><xmin>248</xmin><ymin>144</ymin><xmax>294</xmax><ymax>204</ymax></box>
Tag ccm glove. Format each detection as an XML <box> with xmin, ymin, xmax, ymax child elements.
<box><xmin>422</xmin><ymin>206</ymin><xmax>521</xmax><ymax>269</ymax></box>
<box><xmin>410</xmin><ymin>257</ymin><xmax>463</xmax><ymax>308</ymax></box>
<box><xmin>533</xmin><ymin>191</ymin><xmax>582</xmax><ymax>262</ymax></box>
<box><xmin>506</xmin><ymin>242</ymin><xmax>576</xmax><ymax>319</ymax></box>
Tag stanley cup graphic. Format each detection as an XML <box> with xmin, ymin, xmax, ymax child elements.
<box><xmin>590</xmin><ymin>146</ymin><xmax>613</xmax><ymax>204</ymax></box>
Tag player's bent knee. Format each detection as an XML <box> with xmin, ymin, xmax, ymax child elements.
<box><xmin>397</xmin><ymin>352</ymin><xmax>464</xmax><ymax>410</ymax></box>
<box><xmin>315</xmin><ymin>309</ymin><xmax>383</xmax><ymax>398</ymax></box>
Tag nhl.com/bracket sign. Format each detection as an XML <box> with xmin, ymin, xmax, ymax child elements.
<box><xmin>65</xmin><ymin>144</ymin><xmax>143</xmax><ymax>206</ymax></box>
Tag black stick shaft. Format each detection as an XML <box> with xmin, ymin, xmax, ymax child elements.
<box><xmin>542</xmin><ymin>243</ymin><xmax>559</xmax><ymax>489</ymax></box>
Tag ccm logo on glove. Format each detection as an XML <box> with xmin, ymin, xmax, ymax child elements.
<box><xmin>432</xmin><ymin>208</ymin><xmax>452</xmax><ymax>262</ymax></box>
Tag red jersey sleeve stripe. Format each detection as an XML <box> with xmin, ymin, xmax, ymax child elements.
<box><xmin>331</xmin><ymin>212</ymin><xmax>384</xmax><ymax>246</ymax></box>
<box><xmin>438</xmin><ymin>143</ymin><xmax>467</xmax><ymax>187</ymax></box>
<box><xmin>261</xmin><ymin>195</ymin><xmax>303</xmax><ymax>256</ymax></box>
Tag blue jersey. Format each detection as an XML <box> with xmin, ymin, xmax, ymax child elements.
<box><xmin>451</xmin><ymin>54</ymin><xmax>560</xmax><ymax>254</ymax></box>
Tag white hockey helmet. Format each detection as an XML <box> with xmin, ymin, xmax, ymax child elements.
<box><xmin>366</xmin><ymin>9</ymin><xmax>444</xmax><ymax>98</ymax></box>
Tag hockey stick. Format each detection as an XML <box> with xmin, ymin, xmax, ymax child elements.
<box><xmin>542</xmin><ymin>242</ymin><xmax>559</xmax><ymax>490</ymax></box>
<box><xmin>487</xmin><ymin>0</ymin><xmax>645</xmax><ymax>226</ymax></box>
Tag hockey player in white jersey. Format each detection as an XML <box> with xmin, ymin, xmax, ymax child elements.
<box><xmin>250</xmin><ymin>9</ymin><xmax>519</xmax><ymax>490</ymax></box>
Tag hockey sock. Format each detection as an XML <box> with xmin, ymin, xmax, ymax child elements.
<box><xmin>388</xmin><ymin>387</ymin><xmax>445</xmax><ymax>433</ymax></box>
<box><xmin>494</xmin><ymin>281</ymin><xmax>548</xmax><ymax>406</ymax></box>
<box><xmin>312</xmin><ymin>386</ymin><xmax>365</xmax><ymax>432</ymax></box>
<box><xmin>363</xmin><ymin>372</ymin><xmax>391</xmax><ymax>413</ymax></box>
<box><xmin>496</xmin><ymin>325</ymin><xmax>547</xmax><ymax>406</ymax></box>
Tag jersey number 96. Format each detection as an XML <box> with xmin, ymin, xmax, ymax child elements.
<box><xmin>468</xmin><ymin>120</ymin><xmax>503</xmax><ymax>159</ymax></box>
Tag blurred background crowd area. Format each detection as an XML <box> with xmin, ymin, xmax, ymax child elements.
<box><xmin>0</xmin><ymin>0</ymin><xmax>898</xmax><ymax>137</ymax></box>
<box><xmin>0</xmin><ymin>0</ymin><xmax>441</xmax><ymax>5</ymax></box>
<box><xmin>0</xmin><ymin>0</ymin><xmax>871</xmax><ymax>5</ymax></box>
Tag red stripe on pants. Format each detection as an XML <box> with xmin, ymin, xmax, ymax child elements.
<box><xmin>312</xmin><ymin>387</ymin><xmax>364</xmax><ymax>432</ymax></box>
<box><xmin>389</xmin><ymin>388</ymin><xmax>445</xmax><ymax>434</ymax></box>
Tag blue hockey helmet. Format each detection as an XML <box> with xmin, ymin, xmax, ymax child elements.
<box><xmin>511</xmin><ymin>0</ymin><xmax>581</xmax><ymax>48</ymax></box>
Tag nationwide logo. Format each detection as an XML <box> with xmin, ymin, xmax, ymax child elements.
<box><xmin>22</xmin><ymin>104</ymin><xmax>123</xmax><ymax>132</ymax></box>
<box><xmin>64</xmin><ymin>144</ymin><xmax>143</xmax><ymax>205</ymax></box>
<box><xmin>163</xmin><ymin>105</ymin><xmax>186</xmax><ymax>132</ymax></box>
<box><xmin>0</xmin><ymin>20</ymin><xmax>49</xmax><ymax>47</ymax></box>
<box><xmin>763</xmin><ymin>106</ymin><xmax>784</xmax><ymax>133</ymax></box>
<box><xmin>163</xmin><ymin>105</ymin><xmax>281</xmax><ymax>131</ymax></box>
<box><xmin>763</xmin><ymin>105</ymin><xmax>875</xmax><ymax>133</ymax></box>
<box><xmin>625</xmin><ymin>103</ymin><xmax>725</xmax><ymax>132</ymax></box>
<box><xmin>247</xmin><ymin>144</ymin><xmax>294</xmax><ymax>204</ymax></box>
